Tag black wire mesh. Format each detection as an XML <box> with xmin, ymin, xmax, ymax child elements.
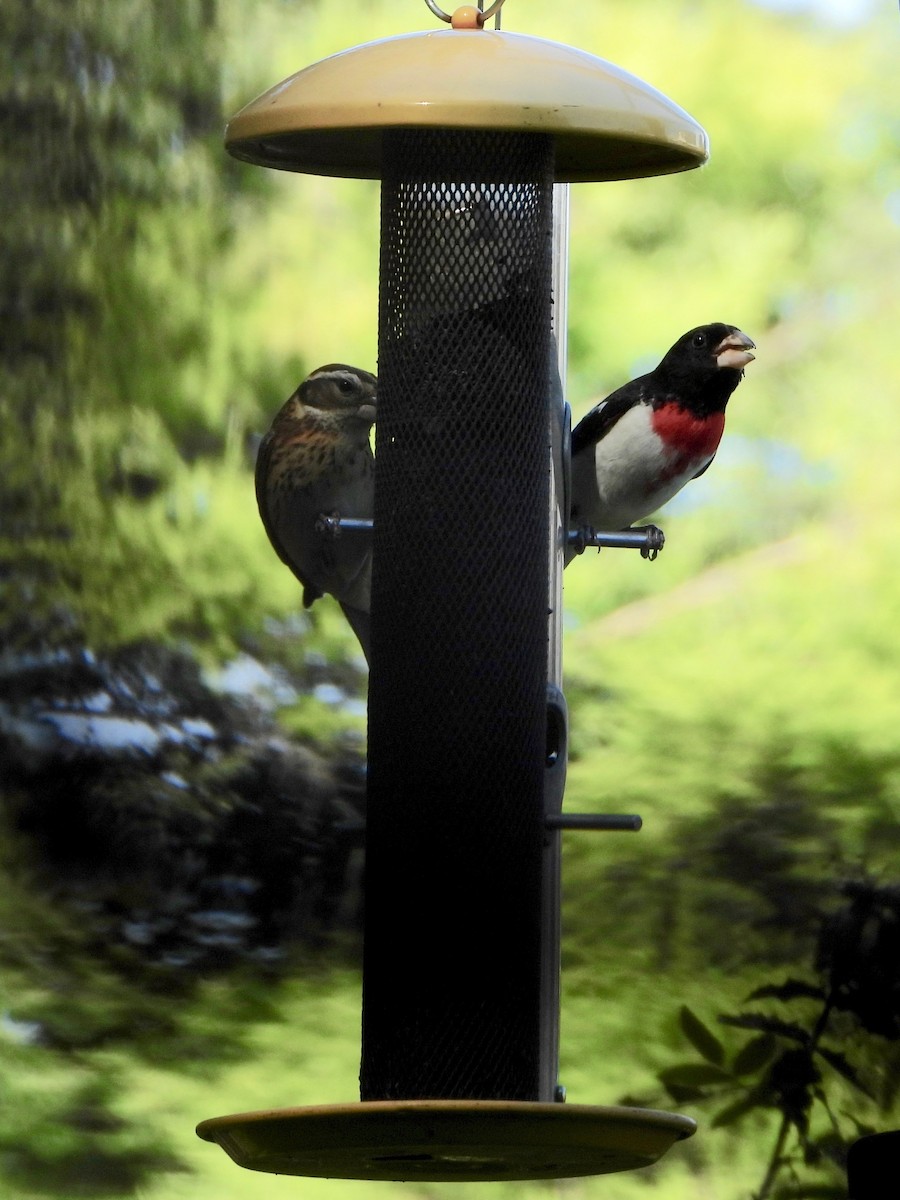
<box><xmin>361</xmin><ymin>129</ymin><xmax>554</xmax><ymax>1101</ymax></box>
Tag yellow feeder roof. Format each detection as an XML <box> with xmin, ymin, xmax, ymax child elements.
<box><xmin>225</xmin><ymin>29</ymin><xmax>708</xmax><ymax>182</ymax></box>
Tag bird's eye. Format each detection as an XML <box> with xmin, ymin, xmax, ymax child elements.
<box><xmin>338</xmin><ymin>379</ymin><xmax>354</xmax><ymax>394</ymax></box>
<box><xmin>692</xmin><ymin>332</ymin><xmax>706</xmax><ymax>347</ymax></box>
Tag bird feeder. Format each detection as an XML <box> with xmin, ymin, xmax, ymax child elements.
<box><xmin>198</xmin><ymin>0</ymin><xmax>707</xmax><ymax>1182</ymax></box>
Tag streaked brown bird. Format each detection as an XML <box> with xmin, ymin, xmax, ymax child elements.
<box><xmin>255</xmin><ymin>363</ymin><xmax>377</xmax><ymax>663</ymax></box>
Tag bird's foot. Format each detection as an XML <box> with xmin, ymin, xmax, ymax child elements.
<box><xmin>569</xmin><ymin>526</ymin><xmax>601</xmax><ymax>557</ymax></box>
<box><xmin>315</xmin><ymin>511</ymin><xmax>342</xmax><ymax>539</ymax></box>
<box><xmin>638</xmin><ymin>525</ymin><xmax>665</xmax><ymax>560</ymax></box>
<box><xmin>316</xmin><ymin>513</ymin><xmax>374</xmax><ymax>540</ymax></box>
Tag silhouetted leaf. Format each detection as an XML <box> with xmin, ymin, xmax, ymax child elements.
<box><xmin>720</xmin><ymin>1013</ymin><xmax>809</xmax><ymax>1044</ymax></box>
<box><xmin>731</xmin><ymin>1033</ymin><xmax>777</xmax><ymax>1077</ymax></box>
<box><xmin>804</xmin><ymin>1130</ymin><xmax>846</xmax><ymax>1170</ymax></box>
<box><xmin>617</xmin><ymin>1094</ymin><xmax>657</xmax><ymax>1109</ymax></box>
<box><xmin>772</xmin><ymin>1186</ymin><xmax>847</xmax><ymax>1199</ymax></box>
<box><xmin>679</xmin><ymin>1005</ymin><xmax>725</xmax><ymax>1065</ymax></box>
<box><xmin>659</xmin><ymin>1062</ymin><xmax>732</xmax><ymax>1088</ymax></box>
<box><xmin>845</xmin><ymin>1116</ymin><xmax>878</xmax><ymax>1139</ymax></box>
<box><xmin>711</xmin><ymin>1091</ymin><xmax>766</xmax><ymax>1128</ymax></box>
<box><xmin>815</xmin><ymin>1046</ymin><xmax>873</xmax><ymax>1097</ymax></box>
<box><xmin>662</xmin><ymin>1082</ymin><xmax>709</xmax><ymax>1104</ymax></box>
<box><xmin>747</xmin><ymin>979</ymin><xmax>827</xmax><ymax>1004</ymax></box>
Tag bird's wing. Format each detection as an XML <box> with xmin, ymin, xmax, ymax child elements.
<box><xmin>339</xmin><ymin>602</ymin><xmax>371</xmax><ymax>665</ymax></box>
<box><xmin>570</xmin><ymin>384</ymin><xmax>642</xmax><ymax>457</ymax></box>
<box><xmin>254</xmin><ymin>431</ymin><xmax>324</xmax><ymax>604</ymax></box>
<box><xmin>691</xmin><ymin>453</ymin><xmax>716</xmax><ymax>480</ymax></box>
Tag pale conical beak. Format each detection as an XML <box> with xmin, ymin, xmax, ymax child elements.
<box><xmin>356</xmin><ymin>395</ymin><xmax>377</xmax><ymax>424</ymax></box>
<box><xmin>716</xmin><ymin>330</ymin><xmax>756</xmax><ymax>370</ymax></box>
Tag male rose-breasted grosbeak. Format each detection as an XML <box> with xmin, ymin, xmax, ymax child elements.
<box><xmin>568</xmin><ymin>323</ymin><xmax>755</xmax><ymax>561</ymax></box>
<box><xmin>255</xmin><ymin>364</ymin><xmax>377</xmax><ymax>662</ymax></box>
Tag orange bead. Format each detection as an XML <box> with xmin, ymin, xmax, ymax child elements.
<box><xmin>451</xmin><ymin>6</ymin><xmax>485</xmax><ymax>28</ymax></box>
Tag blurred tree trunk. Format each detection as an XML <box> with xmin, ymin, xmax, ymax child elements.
<box><xmin>1</xmin><ymin>0</ymin><xmax>224</xmax><ymax>648</ymax></box>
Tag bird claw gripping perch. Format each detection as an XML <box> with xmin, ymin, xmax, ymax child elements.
<box><xmin>639</xmin><ymin>525</ymin><xmax>665</xmax><ymax>560</ymax></box>
<box><xmin>567</xmin><ymin>524</ymin><xmax>665</xmax><ymax>559</ymax></box>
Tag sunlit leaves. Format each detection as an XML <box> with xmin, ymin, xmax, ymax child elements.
<box><xmin>657</xmin><ymin>880</ymin><xmax>900</xmax><ymax>1197</ymax></box>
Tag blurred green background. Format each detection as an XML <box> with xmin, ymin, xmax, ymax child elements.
<box><xmin>2</xmin><ymin>0</ymin><xmax>899</xmax><ymax>1196</ymax></box>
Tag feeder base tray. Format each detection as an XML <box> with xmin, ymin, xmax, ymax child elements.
<box><xmin>196</xmin><ymin>1099</ymin><xmax>696</xmax><ymax>1181</ymax></box>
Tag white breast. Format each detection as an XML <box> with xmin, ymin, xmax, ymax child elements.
<box><xmin>571</xmin><ymin>403</ymin><xmax>709</xmax><ymax>531</ymax></box>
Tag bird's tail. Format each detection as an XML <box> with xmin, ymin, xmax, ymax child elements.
<box><xmin>340</xmin><ymin>602</ymin><xmax>371</xmax><ymax>667</ymax></box>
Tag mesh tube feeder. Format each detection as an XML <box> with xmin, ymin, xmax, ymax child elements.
<box><xmin>198</xmin><ymin>1</ymin><xmax>707</xmax><ymax>1182</ymax></box>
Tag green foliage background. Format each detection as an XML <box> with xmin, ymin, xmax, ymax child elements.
<box><xmin>2</xmin><ymin>0</ymin><xmax>899</xmax><ymax>1197</ymax></box>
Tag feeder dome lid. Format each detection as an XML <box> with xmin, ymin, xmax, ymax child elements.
<box><xmin>225</xmin><ymin>29</ymin><xmax>708</xmax><ymax>182</ymax></box>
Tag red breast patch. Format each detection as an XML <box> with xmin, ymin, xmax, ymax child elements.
<box><xmin>651</xmin><ymin>403</ymin><xmax>725</xmax><ymax>464</ymax></box>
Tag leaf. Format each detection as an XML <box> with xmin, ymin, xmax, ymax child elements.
<box><xmin>815</xmin><ymin>1046</ymin><xmax>874</xmax><ymax>1097</ymax></box>
<box><xmin>844</xmin><ymin>1115</ymin><xmax>878</xmax><ymax>1139</ymax></box>
<box><xmin>710</xmin><ymin>1091</ymin><xmax>766</xmax><ymax>1128</ymax></box>
<box><xmin>659</xmin><ymin>1062</ymin><xmax>733</xmax><ymax>1088</ymax></box>
<box><xmin>720</xmin><ymin>1013</ymin><xmax>810</xmax><ymax>1044</ymax></box>
<box><xmin>679</xmin><ymin>1005</ymin><xmax>725</xmax><ymax>1066</ymax></box>
<box><xmin>747</xmin><ymin>979</ymin><xmax>827</xmax><ymax>1004</ymax></box>
<box><xmin>804</xmin><ymin>1130</ymin><xmax>847</xmax><ymax>1169</ymax></box>
<box><xmin>663</xmin><ymin>1083</ymin><xmax>708</xmax><ymax>1104</ymax></box>
<box><xmin>617</xmin><ymin>1094</ymin><xmax>657</xmax><ymax>1109</ymax></box>
<box><xmin>772</xmin><ymin>1186</ymin><xmax>848</xmax><ymax>1199</ymax></box>
<box><xmin>731</xmin><ymin>1033</ymin><xmax>777</xmax><ymax>1078</ymax></box>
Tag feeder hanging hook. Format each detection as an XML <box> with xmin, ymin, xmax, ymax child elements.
<box><xmin>424</xmin><ymin>0</ymin><xmax>507</xmax><ymax>27</ymax></box>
